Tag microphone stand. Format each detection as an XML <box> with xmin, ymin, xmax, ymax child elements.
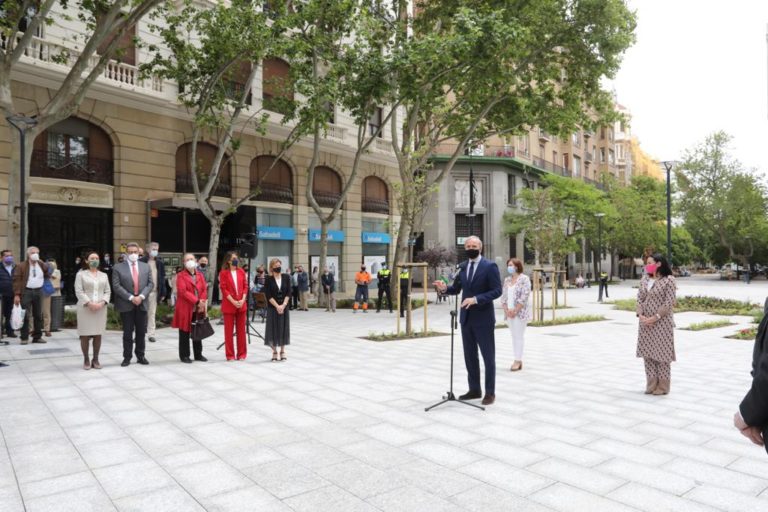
<box><xmin>425</xmin><ymin>274</ymin><xmax>485</xmax><ymax>412</ymax></box>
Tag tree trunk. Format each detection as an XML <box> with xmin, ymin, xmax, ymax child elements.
<box><xmin>319</xmin><ymin>220</ymin><xmax>329</xmax><ymax>294</ymax></box>
<box><xmin>207</xmin><ymin>218</ymin><xmax>223</xmax><ymax>288</ymax></box>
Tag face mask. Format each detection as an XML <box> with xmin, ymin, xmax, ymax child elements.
<box><xmin>645</xmin><ymin>264</ymin><xmax>658</xmax><ymax>275</ymax></box>
<box><xmin>3</xmin><ymin>256</ymin><xmax>13</xmax><ymax>265</ymax></box>
<box><xmin>231</xmin><ymin>258</ymin><xmax>239</xmax><ymax>267</ymax></box>
<box><xmin>465</xmin><ymin>249</ymin><xmax>480</xmax><ymax>259</ymax></box>
<box><xmin>104</xmin><ymin>256</ymin><xmax>110</xmax><ymax>261</ymax></box>
<box><xmin>185</xmin><ymin>260</ymin><xmax>197</xmax><ymax>270</ymax></box>
<box><xmin>273</xmin><ymin>266</ymin><xmax>282</xmax><ymax>273</ymax></box>
<box><xmin>127</xmin><ymin>253</ymin><xmax>139</xmax><ymax>263</ymax></box>
<box><xmin>89</xmin><ymin>260</ymin><xmax>99</xmax><ymax>268</ymax></box>
<box><xmin>508</xmin><ymin>266</ymin><xmax>517</xmax><ymax>275</ymax></box>
<box><xmin>199</xmin><ymin>263</ymin><xmax>207</xmax><ymax>269</ymax></box>
<box><xmin>150</xmin><ymin>250</ymin><xmax>158</xmax><ymax>258</ymax></box>
<box><xmin>29</xmin><ymin>253</ymin><xmax>40</xmax><ymax>262</ymax></box>
<box><xmin>361</xmin><ymin>267</ymin><xmax>366</xmax><ymax>272</ymax></box>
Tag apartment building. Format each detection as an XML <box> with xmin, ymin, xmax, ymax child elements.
<box><xmin>0</xmin><ymin>8</ymin><xmax>400</xmax><ymax>300</ymax></box>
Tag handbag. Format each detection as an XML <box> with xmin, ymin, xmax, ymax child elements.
<box><xmin>42</xmin><ymin>278</ymin><xmax>55</xmax><ymax>296</ymax></box>
<box><xmin>191</xmin><ymin>312</ymin><xmax>214</xmax><ymax>341</ymax></box>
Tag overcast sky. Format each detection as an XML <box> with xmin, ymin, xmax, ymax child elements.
<box><xmin>608</xmin><ymin>0</ymin><xmax>768</xmax><ymax>174</ymax></box>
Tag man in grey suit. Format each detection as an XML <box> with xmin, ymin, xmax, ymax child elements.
<box><xmin>112</xmin><ymin>242</ymin><xmax>154</xmax><ymax>366</ymax></box>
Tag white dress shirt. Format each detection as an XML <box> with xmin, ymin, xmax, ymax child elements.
<box><xmin>26</xmin><ymin>263</ymin><xmax>44</xmax><ymax>289</ymax></box>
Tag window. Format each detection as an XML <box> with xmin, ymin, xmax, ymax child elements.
<box><xmin>518</xmin><ymin>135</ymin><xmax>529</xmax><ymax>156</ymax></box>
<box><xmin>262</xmin><ymin>57</ymin><xmax>293</xmax><ymax>114</ymax></box>
<box><xmin>539</xmin><ymin>144</ymin><xmax>545</xmax><ymax>158</ymax></box>
<box><xmin>571</xmin><ymin>132</ymin><xmax>580</xmax><ymax>147</ymax></box>
<box><xmin>600</xmin><ymin>126</ymin><xmax>606</xmax><ymax>140</ymax></box>
<box><xmin>323</xmin><ymin>102</ymin><xmax>335</xmax><ymax>124</ymax></box>
<box><xmin>362</xmin><ymin>176</ymin><xmax>389</xmax><ymax>214</ymax></box>
<box><xmin>609</xmin><ymin>149</ymin><xmax>615</xmax><ymax>165</ymax></box>
<box><xmin>507</xmin><ymin>174</ymin><xmax>516</xmax><ymax>205</ymax></box>
<box><xmin>369</xmin><ymin>107</ymin><xmax>383</xmax><ymax>137</ymax></box>
<box><xmin>312</xmin><ymin>166</ymin><xmax>342</xmax><ymax>207</ymax></box>
<box><xmin>563</xmin><ymin>153</ymin><xmax>569</xmax><ymax>170</ymax></box>
<box><xmin>175</xmin><ymin>142</ymin><xmax>231</xmax><ymax>196</ymax></box>
<box><xmin>17</xmin><ymin>5</ymin><xmax>44</xmax><ymax>37</ymax></box>
<box><xmin>552</xmin><ymin>151</ymin><xmax>558</xmax><ymax>167</ymax></box>
<box><xmin>225</xmin><ymin>60</ymin><xmax>253</xmax><ymax>105</ymax></box>
<box><xmin>96</xmin><ymin>16</ymin><xmax>137</xmax><ymax>66</ymax></box>
<box><xmin>600</xmin><ymin>148</ymin><xmax>606</xmax><ymax>163</ymax></box>
<box><xmin>47</xmin><ymin>132</ymin><xmax>88</xmax><ymax>168</ymax></box>
<box><xmin>573</xmin><ymin>156</ymin><xmax>581</xmax><ymax>176</ymax></box>
<box><xmin>251</xmin><ymin>156</ymin><xmax>293</xmax><ymax>203</ymax></box>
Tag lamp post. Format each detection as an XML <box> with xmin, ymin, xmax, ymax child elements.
<box><xmin>661</xmin><ymin>161</ymin><xmax>675</xmax><ymax>263</ymax></box>
<box><xmin>595</xmin><ymin>212</ymin><xmax>605</xmax><ymax>301</ymax></box>
<box><xmin>5</xmin><ymin>114</ymin><xmax>38</xmax><ymax>254</ymax></box>
<box><xmin>745</xmin><ymin>235</ymin><xmax>753</xmax><ymax>284</ymax></box>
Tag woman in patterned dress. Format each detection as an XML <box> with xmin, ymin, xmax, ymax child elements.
<box><xmin>501</xmin><ymin>258</ymin><xmax>532</xmax><ymax>371</ymax></box>
<box><xmin>636</xmin><ymin>253</ymin><xmax>677</xmax><ymax>395</ymax></box>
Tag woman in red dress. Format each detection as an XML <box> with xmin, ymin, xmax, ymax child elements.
<box><xmin>171</xmin><ymin>253</ymin><xmax>208</xmax><ymax>363</ymax></box>
<box><xmin>219</xmin><ymin>251</ymin><xmax>249</xmax><ymax>360</ymax></box>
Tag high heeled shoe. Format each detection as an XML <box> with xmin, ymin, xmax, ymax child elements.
<box><xmin>510</xmin><ymin>361</ymin><xmax>523</xmax><ymax>371</ymax></box>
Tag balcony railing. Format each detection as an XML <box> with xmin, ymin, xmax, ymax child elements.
<box><xmin>3</xmin><ymin>33</ymin><xmax>164</xmax><ymax>94</ymax></box>
<box><xmin>251</xmin><ymin>183</ymin><xmax>293</xmax><ymax>204</ymax></box>
<box><xmin>176</xmin><ymin>175</ymin><xmax>231</xmax><ymax>197</ymax></box>
<box><xmin>325</xmin><ymin>124</ymin><xmax>347</xmax><ymax>143</ymax></box>
<box><xmin>313</xmin><ymin>191</ymin><xmax>342</xmax><ymax>208</ymax></box>
<box><xmin>372</xmin><ymin>138</ymin><xmax>393</xmax><ymax>153</ymax></box>
<box><xmin>532</xmin><ymin>156</ymin><xmax>571</xmax><ymax>177</ymax></box>
<box><xmin>31</xmin><ymin>150</ymin><xmax>113</xmax><ymax>185</ymax></box>
<box><xmin>433</xmin><ymin>144</ymin><xmax>519</xmax><ymax>158</ymax></box>
<box><xmin>583</xmin><ymin>130</ymin><xmax>594</xmax><ymax>139</ymax></box>
<box><xmin>538</xmin><ymin>129</ymin><xmax>551</xmax><ymax>142</ymax></box>
<box><xmin>362</xmin><ymin>197</ymin><xmax>390</xmax><ymax>214</ymax></box>
<box><xmin>584</xmin><ymin>151</ymin><xmax>593</xmax><ymax>163</ymax></box>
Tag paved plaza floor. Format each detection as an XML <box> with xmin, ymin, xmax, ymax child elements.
<box><xmin>1</xmin><ymin>275</ymin><xmax>767</xmax><ymax>511</ymax></box>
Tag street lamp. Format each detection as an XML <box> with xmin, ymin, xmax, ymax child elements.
<box><xmin>5</xmin><ymin>114</ymin><xmax>38</xmax><ymax>254</ymax></box>
<box><xmin>660</xmin><ymin>160</ymin><xmax>676</xmax><ymax>263</ymax></box>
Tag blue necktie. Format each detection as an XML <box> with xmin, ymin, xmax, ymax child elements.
<box><xmin>467</xmin><ymin>261</ymin><xmax>475</xmax><ymax>284</ymax></box>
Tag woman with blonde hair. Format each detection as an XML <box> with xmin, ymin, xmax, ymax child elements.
<box><xmin>263</xmin><ymin>258</ymin><xmax>291</xmax><ymax>361</ymax></box>
<box><xmin>501</xmin><ymin>258</ymin><xmax>531</xmax><ymax>372</ymax></box>
<box><xmin>74</xmin><ymin>252</ymin><xmax>110</xmax><ymax>369</ymax></box>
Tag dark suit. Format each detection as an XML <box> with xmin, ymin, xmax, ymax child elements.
<box><xmin>0</xmin><ymin>263</ymin><xmax>15</xmax><ymax>335</ymax></box>
<box><xmin>445</xmin><ymin>257</ymin><xmax>502</xmax><ymax>395</ymax></box>
<box><xmin>111</xmin><ymin>259</ymin><xmax>154</xmax><ymax>361</ymax></box>
<box><xmin>740</xmin><ymin>299</ymin><xmax>768</xmax><ymax>455</ymax></box>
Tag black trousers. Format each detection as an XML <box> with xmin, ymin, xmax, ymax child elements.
<box><xmin>400</xmin><ymin>291</ymin><xmax>408</xmax><ymax>317</ymax></box>
<box><xmin>178</xmin><ymin>330</ymin><xmax>203</xmax><ymax>360</ymax></box>
<box><xmin>377</xmin><ymin>286</ymin><xmax>392</xmax><ymax>312</ymax></box>
<box><xmin>120</xmin><ymin>307</ymin><xmax>147</xmax><ymax>360</ymax></box>
<box><xmin>2</xmin><ymin>294</ymin><xmax>13</xmax><ymax>334</ymax></box>
<box><xmin>21</xmin><ymin>287</ymin><xmax>43</xmax><ymax>341</ymax></box>
<box><xmin>291</xmin><ymin>286</ymin><xmax>299</xmax><ymax>309</ymax></box>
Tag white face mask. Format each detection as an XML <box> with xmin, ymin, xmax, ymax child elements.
<box><xmin>185</xmin><ymin>259</ymin><xmax>197</xmax><ymax>270</ymax></box>
<box><xmin>150</xmin><ymin>250</ymin><xmax>158</xmax><ymax>258</ymax></box>
<box><xmin>127</xmin><ymin>253</ymin><xmax>139</xmax><ymax>263</ymax></box>
<box><xmin>29</xmin><ymin>253</ymin><xmax>40</xmax><ymax>262</ymax></box>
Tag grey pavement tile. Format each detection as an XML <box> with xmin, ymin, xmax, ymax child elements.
<box><xmin>727</xmin><ymin>456</ymin><xmax>768</xmax><ymax>478</ymax></box>
<box><xmin>214</xmin><ymin>440</ymin><xmax>284</xmax><ymax>470</ymax></box>
<box><xmin>367</xmin><ymin>485</ymin><xmax>463</xmax><ymax>512</ymax></box>
<box><xmin>9</xmin><ymin>440</ymin><xmax>88</xmax><ymax>483</ymax></box>
<box><xmin>387</xmin><ymin>459</ymin><xmax>480</xmax><ymax>498</ymax></box>
<box><xmin>316</xmin><ymin>459</ymin><xmax>407</xmax><ymax>499</ymax></box>
<box><xmin>123</xmin><ymin>422</ymin><xmax>201</xmax><ymax>458</ymax></box>
<box><xmin>359</xmin><ymin>423</ymin><xmax>427</xmax><ymax>447</ymax></box>
<box><xmin>530</xmin><ymin>483</ymin><xmax>640</xmax><ymax>512</ymax></box>
<box><xmin>201</xmin><ymin>485</ymin><xmax>293</xmax><ymax>512</ymax></box>
<box><xmin>1</xmin><ymin>420</ymin><xmax>69</xmax><ymax>448</ymax></box>
<box><xmin>458</xmin><ymin>458</ymin><xmax>552</xmax><ymax>497</ymax></box>
<box><xmin>167</xmin><ymin>459</ymin><xmax>252</xmax><ymax>498</ymax></box>
<box><xmin>0</xmin><ymin>484</ymin><xmax>24</xmax><ymax>512</ymax></box>
<box><xmin>473</xmin><ymin>423</ymin><xmax>542</xmax><ymax>446</ymax></box>
<box><xmin>19</xmin><ymin>471</ymin><xmax>96</xmax><ymax>500</ymax></box>
<box><xmin>526</xmin><ymin>439</ymin><xmax>610</xmax><ymax>468</ymax></box>
<box><xmin>608</xmin><ymin>483</ymin><xmax>720</xmax><ymax>512</ymax></box>
<box><xmin>25</xmin><ymin>484</ymin><xmax>116</xmax><ymax>512</ymax></box>
<box><xmin>276</xmin><ymin>440</ymin><xmax>351</xmax><ymax>469</ymax></box>
<box><xmin>404</xmin><ymin>440</ymin><xmax>484</xmax><ymax>469</ymax></box>
<box><xmin>283</xmin><ymin>484</ymin><xmax>380</xmax><ymax>512</ymax></box>
<box><xmin>663</xmin><ymin>457</ymin><xmax>768</xmax><ymax>495</ymax></box>
<box><xmin>449</xmin><ymin>484</ymin><xmax>556</xmax><ymax>512</ymax></box>
<box><xmin>584</xmin><ymin>438</ymin><xmax>674</xmax><ymax>467</ymax></box>
<box><xmin>416</xmin><ymin>422</ymin><xmax>483</xmax><ymax>446</ymax></box>
<box><xmin>93</xmin><ymin>459</ymin><xmax>175</xmax><ymax>500</ymax></box>
<box><xmin>685</xmin><ymin>484</ymin><xmax>768</xmax><ymax>512</ymax></box>
<box><xmin>527</xmin><ymin>458</ymin><xmax>626</xmax><ymax>496</ymax></box>
<box><xmin>466</xmin><ymin>438</ymin><xmax>548</xmax><ymax>468</ymax></box>
<box><xmin>64</xmin><ymin>421</ymin><xmax>128</xmax><ymax>447</ymax></box>
<box><xmin>114</xmin><ymin>485</ymin><xmax>205</xmax><ymax>512</ymax></box>
<box><xmin>242</xmin><ymin>459</ymin><xmax>330</xmax><ymax>499</ymax></box>
<box><xmin>161</xmin><ymin>408</ymin><xmax>220</xmax><ymax>429</ymax></box>
<box><xmin>595</xmin><ymin>458</ymin><xmax>696</xmax><ymax>495</ymax></box>
<box><xmin>339</xmin><ymin>439</ymin><xmax>416</xmax><ymax>470</ymax></box>
<box><xmin>77</xmin><ymin>438</ymin><xmax>148</xmax><ymax>470</ymax></box>
<box><xmin>155</xmin><ymin>448</ymin><xmax>218</xmax><ymax>470</ymax></box>
<box><xmin>646</xmin><ymin>439</ymin><xmax>739</xmax><ymax>467</ymax></box>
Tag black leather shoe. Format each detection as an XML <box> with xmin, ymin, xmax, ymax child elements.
<box><xmin>459</xmin><ymin>390</ymin><xmax>482</xmax><ymax>401</ymax></box>
<box><xmin>5</xmin><ymin>333</ymin><xmax>17</xmax><ymax>338</ymax></box>
<box><xmin>482</xmin><ymin>394</ymin><xmax>496</xmax><ymax>405</ymax></box>
<box><xmin>137</xmin><ymin>357</ymin><xmax>149</xmax><ymax>365</ymax></box>
<box><xmin>121</xmin><ymin>359</ymin><xmax>130</xmax><ymax>367</ymax></box>
<box><xmin>180</xmin><ymin>357</ymin><xmax>192</xmax><ymax>364</ymax></box>
<box><xmin>194</xmin><ymin>356</ymin><xmax>208</xmax><ymax>362</ymax></box>
<box><xmin>148</xmin><ymin>337</ymin><xmax>156</xmax><ymax>343</ymax></box>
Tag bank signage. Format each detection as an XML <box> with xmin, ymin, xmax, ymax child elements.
<box><xmin>308</xmin><ymin>229</ymin><xmax>345</xmax><ymax>243</ymax></box>
<box><xmin>362</xmin><ymin>232</ymin><xmax>391</xmax><ymax>244</ymax></box>
<box><xmin>257</xmin><ymin>226</ymin><xmax>295</xmax><ymax>241</ymax></box>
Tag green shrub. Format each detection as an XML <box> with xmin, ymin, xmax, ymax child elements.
<box><xmin>309</xmin><ymin>298</ymin><xmax>428</xmax><ymax>310</ymax></box>
<box><xmin>683</xmin><ymin>320</ymin><xmax>734</xmax><ymax>331</ymax></box>
<box><xmin>529</xmin><ymin>314</ymin><xmax>607</xmax><ymax>327</ymax></box>
<box><xmin>611</xmin><ymin>296</ymin><xmax>760</xmax><ymax>316</ymax></box>
<box><xmin>728</xmin><ymin>327</ymin><xmax>757</xmax><ymax>340</ymax></box>
<box><xmin>363</xmin><ymin>330</ymin><xmax>447</xmax><ymax>341</ymax></box>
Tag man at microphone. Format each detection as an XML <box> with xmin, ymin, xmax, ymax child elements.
<box><xmin>434</xmin><ymin>236</ymin><xmax>502</xmax><ymax>405</ymax></box>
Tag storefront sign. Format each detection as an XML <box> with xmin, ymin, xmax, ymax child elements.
<box><xmin>361</xmin><ymin>232</ymin><xmax>391</xmax><ymax>244</ymax></box>
<box><xmin>308</xmin><ymin>229</ymin><xmax>345</xmax><ymax>242</ymax></box>
<box><xmin>257</xmin><ymin>226</ymin><xmax>295</xmax><ymax>240</ymax></box>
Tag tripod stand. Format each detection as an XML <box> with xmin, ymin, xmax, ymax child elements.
<box><xmin>217</xmin><ymin>264</ymin><xmax>264</xmax><ymax>351</ymax></box>
<box><xmin>425</xmin><ymin>297</ymin><xmax>485</xmax><ymax>412</ymax></box>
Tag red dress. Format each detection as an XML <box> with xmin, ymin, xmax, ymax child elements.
<box><xmin>172</xmin><ymin>270</ymin><xmax>208</xmax><ymax>333</ymax></box>
<box><xmin>219</xmin><ymin>267</ymin><xmax>248</xmax><ymax>360</ymax></box>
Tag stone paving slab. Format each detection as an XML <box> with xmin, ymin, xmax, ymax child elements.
<box><xmin>1</xmin><ymin>275</ymin><xmax>767</xmax><ymax>511</ymax></box>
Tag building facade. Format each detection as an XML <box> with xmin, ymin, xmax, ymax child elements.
<box><xmin>0</xmin><ymin>10</ymin><xmax>401</xmax><ymax>300</ymax></box>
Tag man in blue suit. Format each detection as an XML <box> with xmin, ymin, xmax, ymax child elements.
<box><xmin>435</xmin><ymin>236</ymin><xmax>502</xmax><ymax>405</ymax></box>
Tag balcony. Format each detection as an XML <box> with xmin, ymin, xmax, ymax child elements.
<box><xmin>313</xmin><ymin>191</ymin><xmax>342</xmax><ymax>208</ymax></box>
<box><xmin>362</xmin><ymin>197</ymin><xmax>390</xmax><ymax>214</ymax></box>
<box><xmin>3</xmin><ymin>34</ymin><xmax>164</xmax><ymax>95</ymax></box>
<box><xmin>31</xmin><ymin>150</ymin><xmax>113</xmax><ymax>185</ymax></box>
<box><xmin>325</xmin><ymin>124</ymin><xmax>347</xmax><ymax>143</ymax></box>
<box><xmin>584</xmin><ymin>151</ymin><xmax>593</xmax><ymax>163</ymax></box>
<box><xmin>617</xmin><ymin>157</ymin><xmax>627</xmax><ymax>167</ymax></box>
<box><xmin>532</xmin><ymin>156</ymin><xmax>571</xmax><ymax>177</ymax></box>
<box><xmin>372</xmin><ymin>138</ymin><xmax>393</xmax><ymax>153</ymax></box>
<box><xmin>251</xmin><ymin>183</ymin><xmax>293</xmax><ymax>204</ymax></box>
<box><xmin>176</xmin><ymin>175</ymin><xmax>231</xmax><ymax>197</ymax></box>
<box><xmin>538</xmin><ymin>129</ymin><xmax>551</xmax><ymax>142</ymax></box>
<box><xmin>583</xmin><ymin>130</ymin><xmax>594</xmax><ymax>139</ymax></box>
<box><xmin>433</xmin><ymin>144</ymin><xmax>520</xmax><ymax>159</ymax></box>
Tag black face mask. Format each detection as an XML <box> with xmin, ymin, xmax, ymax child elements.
<box><xmin>274</xmin><ymin>267</ymin><xmax>282</xmax><ymax>273</ymax></box>
<box><xmin>465</xmin><ymin>249</ymin><xmax>480</xmax><ymax>259</ymax></box>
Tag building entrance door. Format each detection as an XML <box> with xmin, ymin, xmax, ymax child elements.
<box><xmin>29</xmin><ymin>204</ymin><xmax>113</xmax><ymax>303</ymax></box>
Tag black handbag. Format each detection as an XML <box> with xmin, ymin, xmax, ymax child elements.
<box><xmin>191</xmin><ymin>311</ymin><xmax>214</xmax><ymax>341</ymax></box>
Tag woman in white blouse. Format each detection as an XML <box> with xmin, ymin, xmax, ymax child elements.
<box><xmin>74</xmin><ymin>252</ymin><xmax>111</xmax><ymax>370</ymax></box>
<box><xmin>500</xmin><ymin>258</ymin><xmax>531</xmax><ymax>372</ymax></box>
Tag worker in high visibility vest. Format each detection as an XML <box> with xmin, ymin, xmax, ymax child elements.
<box><xmin>353</xmin><ymin>265</ymin><xmax>371</xmax><ymax>313</ymax></box>
<box><xmin>376</xmin><ymin>263</ymin><xmax>393</xmax><ymax>313</ymax></box>
<box><xmin>399</xmin><ymin>269</ymin><xmax>410</xmax><ymax>318</ymax></box>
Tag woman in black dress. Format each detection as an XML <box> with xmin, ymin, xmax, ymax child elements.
<box><xmin>264</xmin><ymin>258</ymin><xmax>291</xmax><ymax>361</ymax></box>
